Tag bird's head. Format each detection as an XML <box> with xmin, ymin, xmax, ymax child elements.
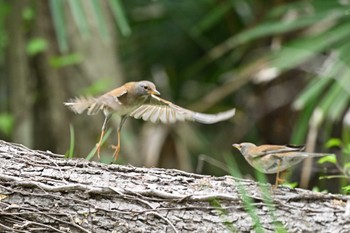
<box><xmin>232</xmin><ymin>142</ymin><xmax>256</xmax><ymax>157</ymax></box>
<box><xmin>136</xmin><ymin>81</ymin><xmax>160</xmax><ymax>96</ymax></box>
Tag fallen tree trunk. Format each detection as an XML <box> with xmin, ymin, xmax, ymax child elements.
<box><xmin>0</xmin><ymin>140</ymin><xmax>349</xmax><ymax>232</ymax></box>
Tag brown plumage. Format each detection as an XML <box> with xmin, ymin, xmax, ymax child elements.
<box><xmin>65</xmin><ymin>80</ymin><xmax>236</xmax><ymax>160</ymax></box>
<box><xmin>233</xmin><ymin>142</ymin><xmax>331</xmax><ymax>186</ymax></box>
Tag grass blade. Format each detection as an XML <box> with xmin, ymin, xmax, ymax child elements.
<box><xmin>90</xmin><ymin>0</ymin><xmax>110</xmax><ymax>40</ymax></box>
<box><xmin>68</xmin><ymin>0</ymin><xmax>90</xmax><ymax>38</ymax></box>
<box><xmin>86</xmin><ymin>128</ymin><xmax>113</xmax><ymax>161</ymax></box>
<box><xmin>49</xmin><ymin>0</ymin><xmax>68</xmax><ymax>52</ymax></box>
<box><xmin>109</xmin><ymin>0</ymin><xmax>131</xmax><ymax>36</ymax></box>
<box><xmin>68</xmin><ymin>124</ymin><xmax>75</xmax><ymax>158</ymax></box>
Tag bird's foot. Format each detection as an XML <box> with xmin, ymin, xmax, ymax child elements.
<box><xmin>96</xmin><ymin>143</ymin><xmax>102</xmax><ymax>160</ymax></box>
<box><xmin>110</xmin><ymin>145</ymin><xmax>120</xmax><ymax>161</ymax></box>
<box><xmin>272</xmin><ymin>177</ymin><xmax>285</xmax><ymax>189</ymax></box>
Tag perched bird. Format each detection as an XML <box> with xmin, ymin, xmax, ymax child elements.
<box><xmin>65</xmin><ymin>80</ymin><xmax>235</xmax><ymax>160</ymax></box>
<box><xmin>232</xmin><ymin>142</ymin><xmax>330</xmax><ymax>186</ymax></box>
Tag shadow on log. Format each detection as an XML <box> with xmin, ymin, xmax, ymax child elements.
<box><xmin>0</xmin><ymin>140</ymin><xmax>349</xmax><ymax>232</ymax></box>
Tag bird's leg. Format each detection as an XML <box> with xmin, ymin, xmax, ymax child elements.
<box><xmin>112</xmin><ymin>116</ymin><xmax>128</xmax><ymax>161</ymax></box>
<box><xmin>278</xmin><ymin>170</ymin><xmax>287</xmax><ymax>184</ymax></box>
<box><xmin>96</xmin><ymin>114</ymin><xmax>111</xmax><ymax>160</ymax></box>
<box><xmin>273</xmin><ymin>159</ymin><xmax>282</xmax><ymax>188</ymax></box>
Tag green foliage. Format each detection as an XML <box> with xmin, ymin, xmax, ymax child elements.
<box><xmin>49</xmin><ymin>0</ymin><xmax>68</xmax><ymax>52</ymax></box>
<box><xmin>26</xmin><ymin>38</ymin><xmax>48</xmax><ymax>55</ymax></box>
<box><xmin>109</xmin><ymin>0</ymin><xmax>131</xmax><ymax>36</ymax></box>
<box><xmin>224</xmin><ymin>154</ymin><xmax>285</xmax><ymax>232</ymax></box>
<box><xmin>119</xmin><ymin>1</ymin><xmax>350</xmax><ymax>146</ymax></box>
<box><xmin>312</xmin><ymin>186</ymin><xmax>328</xmax><ymax>193</ymax></box>
<box><xmin>344</xmin><ymin>162</ymin><xmax>350</xmax><ymax>170</ymax></box>
<box><xmin>66</xmin><ymin>124</ymin><xmax>75</xmax><ymax>159</ymax></box>
<box><xmin>281</xmin><ymin>182</ymin><xmax>298</xmax><ymax>189</ymax></box>
<box><xmin>22</xmin><ymin>6</ymin><xmax>34</xmax><ymax>21</ymax></box>
<box><xmin>209</xmin><ymin>199</ymin><xmax>236</xmax><ymax>232</ymax></box>
<box><xmin>317</xmin><ymin>155</ymin><xmax>337</xmax><ymax>165</ymax></box>
<box><xmin>342</xmin><ymin>185</ymin><xmax>350</xmax><ymax>193</ymax></box>
<box><xmin>90</xmin><ymin>0</ymin><xmax>109</xmax><ymax>40</ymax></box>
<box><xmin>6</xmin><ymin>0</ymin><xmax>350</xmax><ymax>194</ymax></box>
<box><xmin>50</xmin><ymin>53</ymin><xmax>83</xmax><ymax>68</ymax></box>
<box><xmin>0</xmin><ymin>113</ymin><xmax>13</xmax><ymax>137</ymax></box>
<box><xmin>317</xmin><ymin>138</ymin><xmax>350</xmax><ymax>194</ymax></box>
<box><xmin>67</xmin><ymin>0</ymin><xmax>90</xmax><ymax>38</ymax></box>
<box><xmin>65</xmin><ymin>121</ymin><xmax>113</xmax><ymax>161</ymax></box>
<box><xmin>342</xmin><ymin>143</ymin><xmax>350</xmax><ymax>155</ymax></box>
<box><xmin>49</xmin><ymin>0</ymin><xmax>131</xmax><ymax>52</ymax></box>
<box><xmin>325</xmin><ymin>138</ymin><xmax>342</xmax><ymax>148</ymax></box>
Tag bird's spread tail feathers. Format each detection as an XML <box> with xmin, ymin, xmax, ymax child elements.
<box><xmin>64</xmin><ymin>97</ymin><xmax>101</xmax><ymax>115</ymax></box>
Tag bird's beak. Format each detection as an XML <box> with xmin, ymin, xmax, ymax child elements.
<box><xmin>149</xmin><ymin>89</ymin><xmax>160</xmax><ymax>95</ymax></box>
<box><xmin>232</xmin><ymin>144</ymin><xmax>241</xmax><ymax>150</ymax></box>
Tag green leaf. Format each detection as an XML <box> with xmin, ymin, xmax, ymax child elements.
<box><xmin>26</xmin><ymin>38</ymin><xmax>48</xmax><ymax>55</ymax></box>
<box><xmin>22</xmin><ymin>7</ymin><xmax>34</xmax><ymax>20</ymax></box>
<box><xmin>325</xmin><ymin>138</ymin><xmax>342</xmax><ymax>148</ymax></box>
<box><xmin>208</xmin><ymin>8</ymin><xmax>347</xmax><ymax>60</ymax></box>
<box><xmin>191</xmin><ymin>2</ymin><xmax>230</xmax><ymax>36</ymax></box>
<box><xmin>282</xmin><ymin>182</ymin><xmax>298</xmax><ymax>189</ymax></box>
<box><xmin>293</xmin><ymin>77</ymin><xmax>332</xmax><ymax>110</ymax></box>
<box><xmin>317</xmin><ymin>81</ymin><xmax>343</xmax><ymax>114</ymax></box>
<box><xmin>291</xmin><ymin>99</ymin><xmax>316</xmax><ymax>144</ymax></box>
<box><xmin>317</xmin><ymin>154</ymin><xmax>337</xmax><ymax>164</ymax></box>
<box><xmin>0</xmin><ymin>113</ymin><xmax>13</xmax><ymax>136</ymax></box>
<box><xmin>342</xmin><ymin>185</ymin><xmax>350</xmax><ymax>193</ymax></box>
<box><xmin>50</xmin><ymin>53</ymin><xmax>83</xmax><ymax>68</ymax></box>
<box><xmin>327</xmin><ymin>89</ymin><xmax>349</xmax><ymax>121</ymax></box>
<box><xmin>270</xmin><ymin>22</ymin><xmax>350</xmax><ymax>72</ymax></box>
<box><xmin>312</xmin><ymin>186</ymin><xmax>328</xmax><ymax>193</ymax></box>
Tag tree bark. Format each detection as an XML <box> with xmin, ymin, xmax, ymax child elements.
<box><xmin>0</xmin><ymin>140</ymin><xmax>349</xmax><ymax>233</ymax></box>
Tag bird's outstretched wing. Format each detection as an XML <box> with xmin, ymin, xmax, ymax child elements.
<box><xmin>129</xmin><ymin>94</ymin><xmax>235</xmax><ymax>124</ymax></box>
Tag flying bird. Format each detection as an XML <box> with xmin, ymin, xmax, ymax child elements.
<box><xmin>65</xmin><ymin>80</ymin><xmax>235</xmax><ymax>160</ymax></box>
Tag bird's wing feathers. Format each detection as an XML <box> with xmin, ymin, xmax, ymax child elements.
<box><xmin>254</xmin><ymin>144</ymin><xmax>304</xmax><ymax>157</ymax></box>
<box><xmin>129</xmin><ymin>94</ymin><xmax>235</xmax><ymax>124</ymax></box>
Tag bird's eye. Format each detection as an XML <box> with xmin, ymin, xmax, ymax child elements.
<box><xmin>143</xmin><ymin>86</ymin><xmax>148</xmax><ymax>90</ymax></box>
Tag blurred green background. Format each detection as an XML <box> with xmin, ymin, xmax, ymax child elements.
<box><xmin>0</xmin><ymin>0</ymin><xmax>349</xmax><ymax>193</ymax></box>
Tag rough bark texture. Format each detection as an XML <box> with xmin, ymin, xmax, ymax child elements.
<box><xmin>0</xmin><ymin>140</ymin><xmax>349</xmax><ymax>233</ymax></box>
